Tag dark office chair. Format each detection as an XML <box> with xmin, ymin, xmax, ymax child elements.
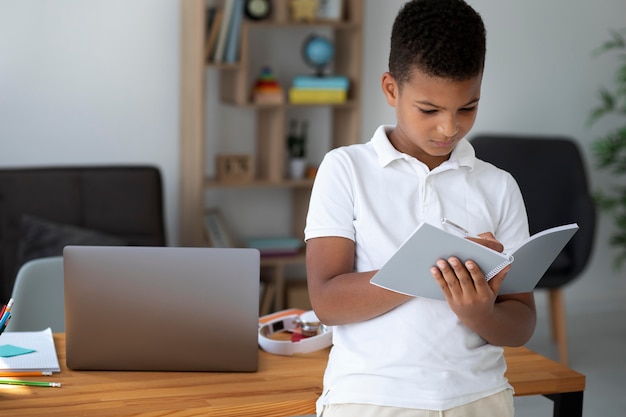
<box><xmin>471</xmin><ymin>134</ymin><xmax>596</xmax><ymax>365</ymax></box>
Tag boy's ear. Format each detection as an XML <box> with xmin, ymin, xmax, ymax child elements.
<box><xmin>381</xmin><ymin>72</ymin><xmax>398</xmax><ymax>106</ymax></box>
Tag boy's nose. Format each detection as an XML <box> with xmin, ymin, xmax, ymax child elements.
<box><xmin>438</xmin><ymin>118</ymin><xmax>459</xmax><ymax>138</ymax></box>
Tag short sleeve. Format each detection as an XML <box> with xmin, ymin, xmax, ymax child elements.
<box><xmin>304</xmin><ymin>150</ymin><xmax>356</xmax><ymax>242</ymax></box>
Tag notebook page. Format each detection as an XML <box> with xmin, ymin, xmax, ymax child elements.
<box><xmin>499</xmin><ymin>223</ymin><xmax>579</xmax><ymax>295</ymax></box>
<box><xmin>370</xmin><ymin>222</ymin><xmax>508</xmax><ymax>299</ymax></box>
<box><xmin>0</xmin><ymin>328</ymin><xmax>61</xmax><ymax>372</ymax></box>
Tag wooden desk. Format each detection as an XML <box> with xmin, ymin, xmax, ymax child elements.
<box><xmin>0</xmin><ymin>335</ymin><xmax>585</xmax><ymax>417</ymax></box>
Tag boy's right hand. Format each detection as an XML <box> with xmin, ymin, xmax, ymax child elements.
<box><xmin>466</xmin><ymin>232</ymin><xmax>504</xmax><ymax>253</ymax></box>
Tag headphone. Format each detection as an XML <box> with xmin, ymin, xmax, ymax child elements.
<box><xmin>258</xmin><ymin>310</ymin><xmax>333</xmax><ymax>355</ymax></box>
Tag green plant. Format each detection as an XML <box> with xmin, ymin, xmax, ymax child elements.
<box><xmin>588</xmin><ymin>29</ymin><xmax>626</xmax><ymax>270</ymax></box>
<box><xmin>287</xmin><ymin>119</ymin><xmax>308</xmax><ymax>159</ymax></box>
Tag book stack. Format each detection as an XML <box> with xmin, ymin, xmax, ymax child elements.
<box><xmin>245</xmin><ymin>237</ymin><xmax>302</xmax><ymax>257</ymax></box>
<box><xmin>288</xmin><ymin>75</ymin><xmax>349</xmax><ymax>104</ymax></box>
<box><xmin>205</xmin><ymin>0</ymin><xmax>244</xmax><ymax>64</ymax></box>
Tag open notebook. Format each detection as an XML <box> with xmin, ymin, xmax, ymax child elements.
<box><xmin>370</xmin><ymin>222</ymin><xmax>579</xmax><ymax>300</ymax></box>
<box><xmin>0</xmin><ymin>328</ymin><xmax>60</xmax><ymax>372</ymax></box>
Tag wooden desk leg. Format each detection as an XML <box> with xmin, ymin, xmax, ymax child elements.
<box><xmin>260</xmin><ymin>264</ymin><xmax>286</xmax><ymax>313</ymax></box>
<box><xmin>260</xmin><ymin>281</ymin><xmax>275</xmax><ymax>316</ymax></box>
<box><xmin>274</xmin><ymin>265</ymin><xmax>285</xmax><ymax>311</ymax></box>
<box><xmin>544</xmin><ymin>392</ymin><xmax>584</xmax><ymax>417</ymax></box>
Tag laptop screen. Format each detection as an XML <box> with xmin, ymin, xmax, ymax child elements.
<box><xmin>64</xmin><ymin>245</ymin><xmax>260</xmax><ymax>372</ymax></box>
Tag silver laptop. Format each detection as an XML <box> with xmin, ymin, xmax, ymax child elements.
<box><xmin>63</xmin><ymin>245</ymin><xmax>260</xmax><ymax>372</ymax></box>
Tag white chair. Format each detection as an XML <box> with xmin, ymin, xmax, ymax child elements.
<box><xmin>5</xmin><ymin>257</ymin><xmax>65</xmax><ymax>333</ymax></box>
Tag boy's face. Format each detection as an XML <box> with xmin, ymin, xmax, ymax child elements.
<box><xmin>381</xmin><ymin>69</ymin><xmax>482</xmax><ymax>170</ymax></box>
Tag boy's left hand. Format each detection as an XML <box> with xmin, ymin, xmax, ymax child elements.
<box><xmin>430</xmin><ymin>232</ymin><xmax>508</xmax><ymax>319</ymax></box>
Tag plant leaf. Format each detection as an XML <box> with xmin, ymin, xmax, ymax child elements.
<box><xmin>590</xmin><ymin>28</ymin><xmax>626</xmax><ymax>271</ymax></box>
<box><xmin>593</xmin><ymin>127</ymin><xmax>626</xmax><ymax>173</ymax></box>
<box><xmin>587</xmin><ymin>88</ymin><xmax>616</xmax><ymax>125</ymax></box>
<box><xmin>593</xmin><ymin>29</ymin><xmax>626</xmax><ymax>57</ymax></box>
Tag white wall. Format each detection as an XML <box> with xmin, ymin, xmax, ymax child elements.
<box><xmin>1</xmin><ymin>0</ymin><xmax>625</xmax><ymax>303</ymax></box>
<box><xmin>0</xmin><ymin>0</ymin><xmax>180</xmax><ymax>244</ymax></box>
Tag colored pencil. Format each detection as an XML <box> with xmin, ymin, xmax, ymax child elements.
<box><xmin>0</xmin><ymin>298</ymin><xmax>12</xmax><ymax>319</ymax></box>
<box><xmin>0</xmin><ymin>298</ymin><xmax>13</xmax><ymax>324</ymax></box>
<box><xmin>0</xmin><ymin>379</ymin><xmax>61</xmax><ymax>387</ymax></box>
<box><xmin>0</xmin><ymin>372</ymin><xmax>53</xmax><ymax>377</ymax></box>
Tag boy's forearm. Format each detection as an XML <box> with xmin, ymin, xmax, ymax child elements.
<box><xmin>464</xmin><ymin>296</ymin><xmax>537</xmax><ymax>347</ymax></box>
<box><xmin>310</xmin><ymin>271</ymin><xmax>410</xmax><ymax>326</ymax></box>
<box><xmin>306</xmin><ymin>237</ymin><xmax>411</xmax><ymax>325</ymax></box>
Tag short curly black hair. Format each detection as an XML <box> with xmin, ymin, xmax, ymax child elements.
<box><xmin>389</xmin><ymin>0</ymin><xmax>486</xmax><ymax>85</ymax></box>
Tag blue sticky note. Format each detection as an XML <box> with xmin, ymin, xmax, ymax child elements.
<box><xmin>0</xmin><ymin>344</ymin><xmax>36</xmax><ymax>358</ymax></box>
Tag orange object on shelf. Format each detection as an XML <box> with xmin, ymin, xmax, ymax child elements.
<box><xmin>253</xmin><ymin>67</ymin><xmax>284</xmax><ymax>104</ymax></box>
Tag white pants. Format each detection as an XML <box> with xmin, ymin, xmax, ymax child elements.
<box><xmin>319</xmin><ymin>389</ymin><xmax>514</xmax><ymax>417</ymax></box>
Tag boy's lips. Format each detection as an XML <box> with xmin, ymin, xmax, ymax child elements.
<box><xmin>432</xmin><ymin>139</ymin><xmax>456</xmax><ymax>148</ymax></box>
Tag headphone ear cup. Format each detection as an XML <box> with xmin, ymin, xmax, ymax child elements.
<box><xmin>299</xmin><ymin>310</ymin><xmax>320</xmax><ymax>323</ymax></box>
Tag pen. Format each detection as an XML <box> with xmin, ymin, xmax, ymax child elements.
<box><xmin>0</xmin><ymin>379</ymin><xmax>61</xmax><ymax>388</ymax></box>
<box><xmin>0</xmin><ymin>371</ymin><xmax>53</xmax><ymax>377</ymax></box>
<box><xmin>0</xmin><ymin>316</ymin><xmax>11</xmax><ymax>334</ymax></box>
<box><xmin>441</xmin><ymin>218</ymin><xmax>479</xmax><ymax>238</ymax></box>
<box><xmin>0</xmin><ymin>298</ymin><xmax>13</xmax><ymax>319</ymax></box>
<box><xmin>0</xmin><ymin>300</ymin><xmax>13</xmax><ymax>330</ymax></box>
<box><xmin>0</xmin><ymin>310</ymin><xmax>11</xmax><ymax>330</ymax></box>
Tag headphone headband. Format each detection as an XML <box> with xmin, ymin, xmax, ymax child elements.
<box><xmin>258</xmin><ymin>310</ymin><xmax>333</xmax><ymax>355</ymax></box>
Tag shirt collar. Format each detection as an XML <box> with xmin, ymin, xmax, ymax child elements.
<box><xmin>372</xmin><ymin>125</ymin><xmax>476</xmax><ymax>171</ymax></box>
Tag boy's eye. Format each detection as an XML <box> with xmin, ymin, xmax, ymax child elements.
<box><xmin>418</xmin><ymin>106</ymin><xmax>477</xmax><ymax>115</ymax></box>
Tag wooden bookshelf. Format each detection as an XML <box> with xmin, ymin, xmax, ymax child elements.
<box><xmin>179</xmin><ymin>0</ymin><xmax>363</xmax><ymax>312</ymax></box>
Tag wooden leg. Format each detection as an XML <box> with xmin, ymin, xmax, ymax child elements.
<box><xmin>260</xmin><ymin>265</ymin><xmax>278</xmax><ymax>316</ymax></box>
<box><xmin>548</xmin><ymin>288</ymin><xmax>569</xmax><ymax>365</ymax></box>
<box><xmin>274</xmin><ymin>266</ymin><xmax>286</xmax><ymax>312</ymax></box>
<box><xmin>260</xmin><ymin>281</ymin><xmax>275</xmax><ymax>316</ymax></box>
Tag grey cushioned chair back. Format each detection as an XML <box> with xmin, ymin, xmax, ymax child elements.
<box><xmin>6</xmin><ymin>256</ymin><xmax>65</xmax><ymax>333</ymax></box>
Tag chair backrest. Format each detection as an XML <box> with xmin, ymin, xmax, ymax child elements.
<box><xmin>471</xmin><ymin>134</ymin><xmax>596</xmax><ymax>288</ymax></box>
<box><xmin>5</xmin><ymin>256</ymin><xmax>65</xmax><ymax>332</ymax></box>
<box><xmin>0</xmin><ymin>165</ymin><xmax>166</xmax><ymax>301</ymax></box>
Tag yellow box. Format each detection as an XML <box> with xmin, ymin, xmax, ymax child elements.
<box><xmin>288</xmin><ymin>88</ymin><xmax>347</xmax><ymax>104</ymax></box>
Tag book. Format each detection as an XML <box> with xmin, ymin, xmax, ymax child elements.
<box><xmin>292</xmin><ymin>75</ymin><xmax>349</xmax><ymax>90</ymax></box>
<box><xmin>370</xmin><ymin>222</ymin><xmax>579</xmax><ymax>300</ymax></box>
<box><xmin>288</xmin><ymin>88</ymin><xmax>347</xmax><ymax>104</ymax></box>
<box><xmin>206</xmin><ymin>5</ymin><xmax>217</xmax><ymax>36</ymax></box>
<box><xmin>246</xmin><ymin>237</ymin><xmax>302</xmax><ymax>256</ymax></box>
<box><xmin>205</xmin><ymin>8</ymin><xmax>224</xmax><ymax>61</ymax></box>
<box><xmin>224</xmin><ymin>0</ymin><xmax>244</xmax><ymax>63</ymax></box>
<box><xmin>212</xmin><ymin>0</ymin><xmax>235</xmax><ymax>63</ymax></box>
<box><xmin>0</xmin><ymin>328</ymin><xmax>61</xmax><ymax>373</ymax></box>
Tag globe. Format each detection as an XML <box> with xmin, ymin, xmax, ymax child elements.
<box><xmin>302</xmin><ymin>35</ymin><xmax>335</xmax><ymax>75</ymax></box>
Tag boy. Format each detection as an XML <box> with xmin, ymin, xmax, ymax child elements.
<box><xmin>304</xmin><ymin>0</ymin><xmax>537</xmax><ymax>416</ymax></box>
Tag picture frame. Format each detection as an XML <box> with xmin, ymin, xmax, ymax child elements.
<box><xmin>204</xmin><ymin>208</ymin><xmax>234</xmax><ymax>248</ymax></box>
<box><xmin>317</xmin><ymin>0</ymin><xmax>343</xmax><ymax>21</ymax></box>
<box><xmin>216</xmin><ymin>154</ymin><xmax>254</xmax><ymax>183</ymax></box>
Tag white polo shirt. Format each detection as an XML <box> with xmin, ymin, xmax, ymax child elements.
<box><xmin>305</xmin><ymin>125</ymin><xmax>529</xmax><ymax>411</ymax></box>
